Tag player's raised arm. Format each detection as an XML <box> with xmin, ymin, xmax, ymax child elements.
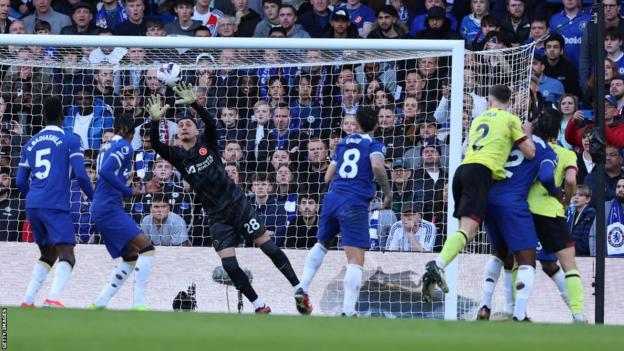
<box><xmin>173</xmin><ymin>82</ymin><xmax>217</xmax><ymax>142</ymax></box>
<box><xmin>147</xmin><ymin>94</ymin><xmax>173</xmax><ymax>158</ymax></box>
<box><xmin>517</xmin><ymin>121</ymin><xmax>536</xmax><ymax>160</ymax></box>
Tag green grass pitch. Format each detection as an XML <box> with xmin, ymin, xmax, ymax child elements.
<box><xmin>4</xmin><ymin>308</ymin><xmax>622</xmax><ymax>351</ymax></box>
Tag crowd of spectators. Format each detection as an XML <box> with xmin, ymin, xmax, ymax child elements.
<box><xmin>0</xmin><ymin>0</ymin><xmax>621</xmax><ymax>257</ymax></box>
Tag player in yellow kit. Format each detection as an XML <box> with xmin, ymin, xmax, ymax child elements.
<box><xmin>422</xmin><ymin>85</ymin><xmax>536</xmax><ymax>302</ymax></box>
<box><xmin>527</xmin><ymin>107</ymin><xmax>587</xmax><ymax>323</ymax></box>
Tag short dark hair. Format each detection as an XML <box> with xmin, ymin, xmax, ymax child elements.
<box><xmin>605</xmin><ymin>27</ymin><xmax>624</xmax><ymax>42</ymax></box>
<box><xmin>533</xmin><ymin>107</ymin><xmax>562</xmax><ymax>141</ymax></box>
<box><xmin>263</xmin><ymin>0</ymin><xmax>281</xmax><ymax>6</ymax></box>
<box><xmin>299</xmin><ymin>193</ymin><xmax>320</xmax><ymax>204</ymax></box>
<box><xmin>0</xmin><ymin>166</ymin><xmax>11</xmax><ymax>176</ymax></box>
<box><xmin>356</xmin><ymin>106</ymin><xmax>379</xmax><ymax>133</ymax></box>
<box><xmin>544</xmin><ymin>33</ymin><xmax>564</xmax><ymax>49</ymax></box>
<box><xmin>530</xmin><ymin>15</ymin><xmax>548</xmax><ymax>26</ymax></box>
<box><xmin>279</xmin><ymin>4</ymin><xmax>296</xmax><ymax>14</ymax></box>
<box><xmin>481</xmin><ymin>15</ymin><xmax>500</xmax><ymax>28</ymax></box>
<box><xmin>97</xmin><ymin>27</ymin><xmax>113</xmax><ymax>35</ymax></box>
<box><xmin>174</xmin><ymin>0</ymin><xmax>193</xmax><ymax>7</ymax></box>
<box><xmin>376</xmin><ymin>5</ymin><xmax>398</xmax><ymax>18</ymax></box>
<box><xmin>151</xmin><ymin>192</ymin><xmax>171</xmax><ymax>205</ymax></box>
<box><xmin>114</xmin><ymin>113</ymin><xmax>136</xmax><ymax>135</ymax></box>
<box><xmin>269</xmin><ymin>26</ymin><xmax>287</xmax><ymax>37</ymax></box>
<box><xmin>34</xmin><ymin>19</ymin><xmax>51</xmax><ymax>33</ymax></box>
<box><xmin>488</xmin><ymin>84</ymin><xmax>512</xmax><ymax>104</ymax></box>
<box><xmin>43</xmin><ymin>97</ymin><xmax>63</xmax><ymax>124</ymax></box>
<box><xmin>194</xmin><ymin>25</ymin><xmax>211</xmax><ymax>35</ymax></box>
<box><xmin>145</xmin><ymin>19</ymin><xmax>165</xmax><ymax>30</ymax></box>
<box><xmin>251</xmin><ymin>172</ymin><xmax>273</xmax><ymax>184</ymax></box>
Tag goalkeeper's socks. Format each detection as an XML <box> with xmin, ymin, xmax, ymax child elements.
<box><xmin>513</xmin><ymin>265</ymin><xmax>535</xmax><ymax>321</ymax></box>
<box><xmin>564</xmin><ymin>269</ymin><xmax>584</xmax><ymax>314</ymax></box>
<box><xmin>300</xmin><ymin>243</ymin><xmax>327</xmax><ymax>292</ymax></box>
<box><xmin>260</xmin><ymin>240</ymin><xmax>300</xmax><ymax>287</ymax></box>
<box><xmin>503</xmin><ymin>270</ymin><xmax>514</xmax><ymax>314</ymax></box>
<box><xmin>94</xmin><ymin>261</ymin><xmax>136</xmax><ymax>308</ymax></box>
<box><xmin>436</xmin><ymin>230</ymin><xmax>468</xmax><ymax>269</ymax></box>
<box><xmin>24</xmin><ymin>260</ymin><xmax>51</xmax><ymax>304</ymax></box>
<box><xmin>343</xmin><ymin>264</ymin><xmax>363</xmax><ymax>316</ymax></box>
<box><xmin>47</xmin><ymin>260</ymin><xmax>73</xmax><ymax>302</ymax></box>
<box><xmin>549</xmin><ymin>267</ymin><xmax>571</xmax><ymax>307</ymax></box>
<box><xmin>133</xmin><ymin>251</ymin><xmax>154</xmax><ymax>307</ymax></box>
<box><xmin>480</xmin><ymin>256</ymin><xmax>503</xmax><ymax>309</ymax></box>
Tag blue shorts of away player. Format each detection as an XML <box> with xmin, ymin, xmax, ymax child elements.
<box><xmin>485</xmin><ymin>204</ymin><xmax>537</xmax><ymax>253</ymax></box>
<box><xmin>317</xmin><ymin>192</ymin><xmax>370</xmax><ymax>249</ymax></box>
<box><xmin>536</xmin><ymin>242</ymin><xmax>558</xmax><ymax>262</ymax></box>
<box><xmin>91</xmin><ymin>206</ymin><xmax>142</xmax><ymax>259</ymax></box>
<box><xmin>26</xmin><ymin>208</ymin><xmax>75</xmax><ymax>246</ymax></box>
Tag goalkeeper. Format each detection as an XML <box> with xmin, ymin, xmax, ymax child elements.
<box><xmin>147</xmin><ymin>83</ymin><xmax>311</xmax><ymax>315</ymax></box>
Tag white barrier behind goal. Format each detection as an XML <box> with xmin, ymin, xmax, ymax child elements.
<box><xmin>0</xmin><ymin>35</ymin><xmax>534</xmax><ymax>320</ymax></box>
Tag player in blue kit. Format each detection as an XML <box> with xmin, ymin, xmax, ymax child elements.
<box><xmin>17</xmin><ymin>97</ymin><xmax>94</xmax><ymax>308</ymax></box>
<box><xmin>90</xmin><ymin>114</ymin><xmax>158</xmax><ymax>310</ymax></box>
<box><xmin>298</xmin><ymin>107</ymin><xmax>392</xmax><ymax>316</ymax></box>
<box><xmin>477</xmin><ymin>120</ymin><xmax>559</xmax><ymax>322</ymax></box>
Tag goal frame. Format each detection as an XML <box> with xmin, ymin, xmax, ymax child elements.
<box><xmin>0</xmin><ymin>34</ymin><xmax>464</xmax><ymax>320</ymax></box>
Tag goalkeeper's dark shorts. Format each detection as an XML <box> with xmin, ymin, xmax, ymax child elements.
<box><xmin>532</xmin><ymin>214</ymin><xmax>575</xmax><ymax>254</ymax></box>
<box><xmin>452</xmin><ymin>163</ymin><xmax>493</xmax><ymax>224</ymax></box>
<box><xmin>206</xmin><ymin>197</ymin><xmax>266</xmax><ymax>252</ymax></box>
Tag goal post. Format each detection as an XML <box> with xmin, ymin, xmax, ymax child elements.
<box><xmin>0</xmin><ymin>34</ymin><xmax>535</xmax><ymax>319</ymax></box>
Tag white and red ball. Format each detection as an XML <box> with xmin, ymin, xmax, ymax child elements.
<box><xmin>156</xmin><ymin>62</ymin><xmax>181</xmax><ymax>87</ymax></box>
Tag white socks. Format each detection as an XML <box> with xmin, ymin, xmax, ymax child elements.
<box><xmin>300</xmin><ymin>243</ymin><xmax>327</xmax><ymax>293</ymax></box>
<box><xmin>251</xmin><ymin>298</ymin><xmax>265</xmax><ymax>309</ymax></box>
<box><xmin>133</xmin><ymin>253</ymin><xmax>154</xmax><ymax>307</ymax></box>
<box><xmin>47</xmin><ymin>261</ymin><xmax>73</xmax><ymax>301</ymax></box>
<box><xmin>550</xmin><ymin>268</ymin><xmax>570</xmax><ymax>307</ymax></box>
<box><xmin>343</xmin><ymin>264</ymin><xmax>363</xmax><ymax>316</ymax></box>
<box><xmin>24</xmin><ymin>261</ymin><xmax>51</xmax><ymax>304</ymax></box>
<box><xmin>503</xmin><ymin>270</ymin><xmax>514</xmax><ymax>314</ymax></box>
<box><xmin>481</xmin><ymin>256</ymin><xmax>503</xmax><ymax>309</ymax></box>
<box><xmin>94</xmin><ymin>261</ymin><xmax>136</xmax><ymax>308</ymax></box>
<box><xmin>513</xmin><ymin>265</ymin><xmax>535</xmax><ymax>320</ymax></box>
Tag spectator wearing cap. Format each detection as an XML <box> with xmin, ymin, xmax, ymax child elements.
<box><xmin>414</xmin><ymin>6</ymin><xmax>462</xmax><ymax>40</ymax></box>
<box><xmin>390</xmin><ymin>159</ymin><xmax>414</xmax><ymax>216</ymax></box>
<box><xmin>566</xmin><ymin>95</ymin><xmax>624</xmax><ymax>149</ymax></box>
<box><xmin>0</xmin><ymin>166</ymin><xmax>24</xmax><ymax>242</ymax></box>
<box><xmin>0</xmin><ymin>0</ymin><xmax>12</xmax><ymax>34</ymax></box>
<box><xmin>543</xmin><ymin>33</ymin><xmax>582</xmax><ymax>98</ymax></box>
<box><xmin>338</xmin><ymin>0</ymin><xmax>374</xmax><ymax>38</ymax></box>
<box><xmin>64</xmin><ymin>85</ymin><xmax>114</xmax><ymax>149</ymax></box>
<box><xmin>253</xmin><ymin>0</ymin><xmax>281</xmax><ymax>37</ymax></box>
<box><xmin>165</xmin><ymin>0</ymin><xmax>203</xmax><ymax>36</ymax></box>
<box><xmin>95</xmin><ymin>0</ymin><xmax>128</xmax><ymax>30</ymax></box>
<box><xmin>278</xmin><ymin>4</ymin><xmax>310</xmax><ymax>38</ymax></box>
<box><xmin>284</xmin><ymin>193</ymin><xmax>319</xmax><ymax>249</ymax></box>
<box><xmin>404</xmin><ymin>115</ymin><xmax>448</xmax><ymax>169</ymax></box>
<box><xmin>60</xmin><ymin>2</ymin><xmax>99</xmax><ymax>35</ymax></box>
<box><xmin>298</xmin><ymin>0</ymin><xmax>331</xmax><ymax>38</ymax></box>
<box><xmin>410</xmin><ymin>0</ymin><xmax>457</xmax><ymax>38</ymax></box>
<box><xmin>385</xmin><ymin>202</ymin><xmax>438</xmax><ymax>252</ymax></box>
<box><xmin>532</xmin><ymin>54</ymin><xmax>565</xmax><ymax>105</ymax></box>
<box><xmin>499</xmin><ymin>0</ymin><xmax>530</xmax><ymax>45</ymax></box>
<box><xmin>113</xmin><ymin>0</ymin><xmax>146</xmax><ymax>35</ymax></box>
<box><xmin>411</xmin><ymin>137</ymin><xmax>447</xmax><ymax>222</ymax></box>
<box><xmin>367</xmin><ymin>4</ymin><xmax>410</xmax><ymax>39</ymax></box>
<box><xmin>324</xmin><ymin>8</ymin><xmax>359</xmax><ymax>38</ymax></box>
<box><xmin>22</xmin><ymin>0</ymin><xmax>72</xmax><ymax>34</ymax></box>
<box><xmin>374</xmin><ymin>105</ymin><xmax>406</xmax><ymax>161</ymax></box>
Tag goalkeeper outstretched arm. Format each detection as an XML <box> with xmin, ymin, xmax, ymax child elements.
<box><xmin>147</xmin><ymin>94</ymin><xmax>175</xmax><ymax>160</ymax></box>
<box><xmin>172</xmin><ymin>83</ymin><xmax>218</xmax><ymax>146</ymax></box>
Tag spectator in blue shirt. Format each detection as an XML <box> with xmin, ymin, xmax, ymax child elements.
<box><xmin>549</xmin><ymin>0</ymin><xmax>590</xmax><ymax>69</ymax></box>
<box><xmin>63</xmin><ymin>85</ymin><xmax>114</xmax><ymax>149</ymax></box>
<box><xmin>339</xmin><ymin>0</ymin><xmax>375</xmax><ymax>37</ymax></box>
<box><xmin>532</xmin><ymin>54</ymin><xmax>565</xmax><ymax>104</ymax></box>
<box><xmin>460</xmin><ymin>0</ymin><xmax>488</xmax><ymax>44</ymax></box>
<box><xmin>95</xmin><ymin>0</ymin><xmax>128</xmax><ymax>29</ymax></box>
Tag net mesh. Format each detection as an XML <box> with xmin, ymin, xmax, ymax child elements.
<box><xmin>0</xmin><ymin>40</ymin><xmax>534</xmax><ymax>319</ymax></box>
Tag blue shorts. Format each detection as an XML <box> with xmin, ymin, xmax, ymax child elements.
<box><xmin>91</xmin><ymin>205</ymin><xmax>142</xmax><ymax>259</ymax></box>
<box><xmin>536</xmin><ymin>241</ymin><xmax>558</xmax><ymax>262</ymax></box>
<box><xmin>485</xmin><ymin>204</ymin><xmax>538</xmax><ymax>253</ymax></box>
<box><xmin>317</xmin><ymin>192</ymin><xmax>370</xmax><ymax>249</ymax></box>
<box><xmin>26</xmin><ymin>208</ymin><xmax>75</xmax><ymax>246</ymax></box>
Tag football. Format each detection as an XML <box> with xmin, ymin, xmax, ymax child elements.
<box><xmin>156</xmin><ymin>62</ymin><xmax>181</xmax><ymax>87</ymax></box>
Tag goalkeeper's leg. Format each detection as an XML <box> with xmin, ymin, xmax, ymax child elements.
<box><xmin>93</xmin><ymin>255</ymin><xmax>137</xmax><ymax>309</ymax></box>
<box><xmin>217</xmin><ymin>248</ymin><xmax>269</xmax><ymax>313</ymax></box>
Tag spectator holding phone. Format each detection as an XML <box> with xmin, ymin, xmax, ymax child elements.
<box><xmin>565</xmin><ymin>95</ymin><xmax>624</xmax><ymax>149</ymax></box>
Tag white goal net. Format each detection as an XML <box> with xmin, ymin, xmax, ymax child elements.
<box><xmin>0</xmin><ymin>35</ymin><xmax>535</xmax><ymax>319</ymax></box>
